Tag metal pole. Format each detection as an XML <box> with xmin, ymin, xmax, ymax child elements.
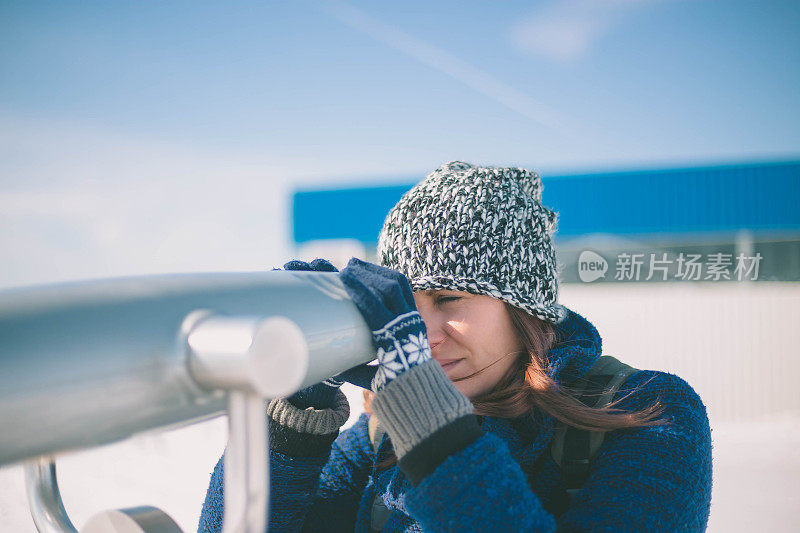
<box><xmin>223</xmin><ymin>392</ymin><xmax>269</xmax><ymax>533</ymax></box>
<box><xmin>186</xmin><ymin>313</ymin><xmax>312</xmax><ymax>533</ymax></box>
<box><xmin>24</xmin><ymin>457</ymin><xmax>78</xmax><ymax>533</ymax></box>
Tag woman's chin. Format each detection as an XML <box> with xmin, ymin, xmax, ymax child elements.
<box><xmin>452</xmin><ymin>380</ymin><xmax>476</xmax><ymax>399</ymax></box>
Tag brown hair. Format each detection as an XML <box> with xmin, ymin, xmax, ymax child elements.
<box><xmin>364</xmin><ymin>303</ymin><xmax>668</xmax><ymax>468</ymax></box>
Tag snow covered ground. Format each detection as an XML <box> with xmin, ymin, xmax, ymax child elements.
<box><xmin>0</xmin><ymin>384</ymin><xmax>797</xmax><ymax>532</ymax></box>
<box><xmin>705</xmin><ymin>412</ymin><xmax>800</xmax><ymax>531</ymax></box>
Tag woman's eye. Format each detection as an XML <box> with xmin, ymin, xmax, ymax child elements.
<box><xmin>436</xmin><ymin>295</ymin><xmax>461</xmax><ymax>304</ymax></box>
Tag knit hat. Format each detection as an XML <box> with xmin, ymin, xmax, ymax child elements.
<box><xmin>377</xmin><ymin>161</ymin><xmax>566</xmax><ymax>324</ymax></box>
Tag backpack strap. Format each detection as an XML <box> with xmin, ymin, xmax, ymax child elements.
<box><xmin>550</xmin><ymin>355</ymin><xmax>639</xmax><ymax>497</ymax></box>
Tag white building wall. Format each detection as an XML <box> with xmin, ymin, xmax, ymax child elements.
<box><xmin>560</xmin><ymin>282</ymin><xmax>800</xmax><ymax>422</ymax></box>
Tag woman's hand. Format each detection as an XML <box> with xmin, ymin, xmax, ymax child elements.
<box><xmin>339</xmin><ymin>258</ymin><xmax>479</xmax><ymax>477</ymax></box>
<box><xmin>279</xmin><ymin>258</ymin><xmax>345</xmax><ymax>408</ymax></box>
<box><xmin>339</xmin><ymin>258</ymin><xmax>433</xmax><ymax>391</ymax></box>
<box><xmin>278</xmin><ymin>258</ymin><xmax>378</xmax><ymax>394</ymax></box>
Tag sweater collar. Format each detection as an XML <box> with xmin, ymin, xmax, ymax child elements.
<box><xmin>480</xmin><ymin>306</ymin><xmax>603</xmax><ymax>469</ymax></box>
<box><xmin>546</xmin><ymin>305</ymin><xmax>603</xmax><ymax>387</ymax></box>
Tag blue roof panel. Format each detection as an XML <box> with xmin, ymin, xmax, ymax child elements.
<box><xmin>292</xmin><ymin>160</ymin><xmax>800</xmax><ymax>244</ymax></box>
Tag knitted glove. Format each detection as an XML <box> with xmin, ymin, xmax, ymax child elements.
<box><xmin>339</xmin><ymin>258</ymin><xmax>481</xmax><ymax>482</ymax></box>
<box><xmin>279</xmin><ymin>259</ymin><xmax>378</xmax><ymax>393</ymax></box>
<box><xmin>267</xmin><ymin>258</ymin><xmax>350</xmax><ymax>456</ymax></box>
<box><xmin>280</xmin><ymin>259</ymin><xmax>343</xmax><ymax>409</ymax></box>
<box><xmin>339</xmin><ymin>257</ymin><xmax>432</xmax><ymax>391</ymax></box>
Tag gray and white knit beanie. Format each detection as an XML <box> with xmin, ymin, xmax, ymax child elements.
<box><xmin>378</xmin><ymin>161</ymin><xmax>567</xmax><ymax>324</ymax></box>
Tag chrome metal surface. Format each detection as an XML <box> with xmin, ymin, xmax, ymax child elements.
<box><xmin>187</xmin><ymin>315</ymin><xmax>309</xmax><ymax>398</ymax></box>
<box><xmin>24</xmin><ymin>456</ymin><xmax>78</xmax><ymax>533</ymax></box>
<box><xmin>223</xmin><ymin>392</ymin><xmax>269</xmax><ymax>533</ymax></box>
<box><xmin>0</xmin><ymin>271</ymin><xmax>373</xmax><ymax>466</ymax></box>
<box><xmin>187</xmin><ymin>312</ymin><xmax>307</xmax><ymax>533</ymax></box>
<box><xmin>82</xmin><ymin>506</ymin><xmax>183</xmax><ymax>533</ymax></box>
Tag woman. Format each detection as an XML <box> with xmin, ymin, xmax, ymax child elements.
<box><xmin>199</xmin><ymin>162</ymin><xmax>713</xmax><ymax>532</ymax></box>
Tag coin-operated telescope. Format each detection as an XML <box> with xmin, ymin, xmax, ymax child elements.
<box><xmin>0</xmin><ymin>271</ymin><xmax>374</xmax><ymax>532</ymax></box>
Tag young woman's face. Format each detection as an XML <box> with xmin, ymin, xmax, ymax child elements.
<box><xmin>413</xmin><ymin>289</ymin><xmax>523</xmax><ymax>399</ymax></box>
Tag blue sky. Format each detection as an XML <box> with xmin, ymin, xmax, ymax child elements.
<box><xmin>1</xmin><ymin>1</ymin><xmax>798</xmax><ymax>287</ymax></box>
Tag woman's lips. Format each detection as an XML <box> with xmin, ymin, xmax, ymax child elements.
<box><xmin>436</xmin><ymin>358</ymin><xmax>464</xmax><ymax>372</ymax></box>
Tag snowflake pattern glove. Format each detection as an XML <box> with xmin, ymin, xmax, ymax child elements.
<box><xmin>340</xmin><ymin>258</ymin><xmax>478</xmax><ymax>471</ymax></box>
<box><xmin>371</xmin><ymin>312</ymin><xmax>431</xmax><ymax>390</ymax></box>
<box><xmin>339</xmin><ymin>258</ymin><xmax>432</xmax><ymax>392</ymax></box>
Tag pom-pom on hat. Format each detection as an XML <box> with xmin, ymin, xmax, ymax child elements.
<box><xmin>378</xmin><ymin>161</ymin><xmax>566</xmax><ymax>324</ymax></box>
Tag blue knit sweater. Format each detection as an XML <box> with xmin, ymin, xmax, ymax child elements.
<box><xmin>199</xmin><ymin>308</ymin><xmax>713</xmax><ymax>532</ymax></box>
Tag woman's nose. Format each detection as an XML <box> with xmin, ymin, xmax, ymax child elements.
<box><xmin>416</xmin><ymin>305</ymin><xmax>446</xmax><ymax>351</ymax></box>
<box><xmin>414</xmin><ymin>294</ymin><xmax>445</xmax><ymax>351</ymax></box>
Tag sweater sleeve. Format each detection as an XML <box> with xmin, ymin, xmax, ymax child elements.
<box><xmin>197</xmin><ymin>413</ymin><xmax>375</xmax><ymax>533</ymax></box>
<box><xmin>402</xmin><ymin>370</ymin><xmax>713</xmax><ymax>532</ymax></box>
<box><xmin>300</xmin><ymin>412</ymin><xmax>376</xmax><ymax>532</ymax></box>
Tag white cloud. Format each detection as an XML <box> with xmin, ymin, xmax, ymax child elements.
<box><xmin>323</xmin><ymin>1</ymin><xmax>570</xmax><ymax>134</ymax></box>
<box><xmin>0</xmin><ymin>115</ymin><xmax>300</xmax><ymax>288</ymax></box>
<box><xmin>3</xmin><ymin>110</ymin><xmax>594</xmax><ymax>289</ymax></box>
<box><xmin>510</xmin><ymin>0</ymin><xmax>653</xmax><ymax>63</ymax></box>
